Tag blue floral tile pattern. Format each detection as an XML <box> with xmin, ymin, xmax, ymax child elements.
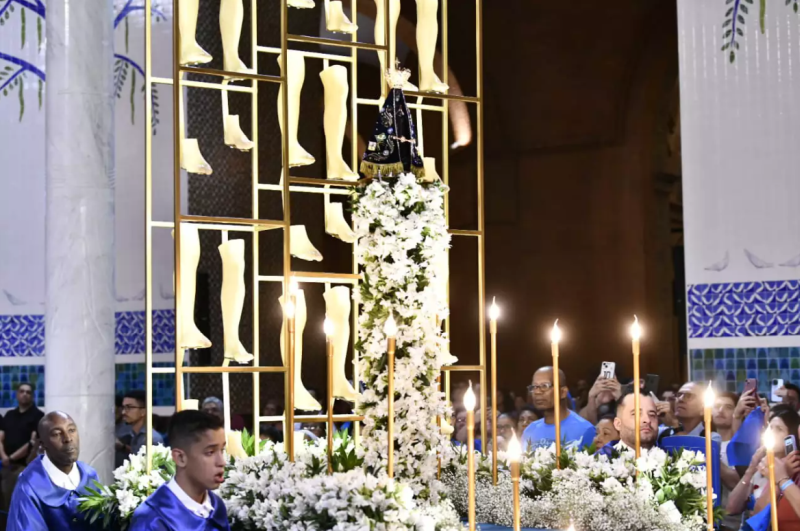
<box><xmin>690</xmin><ymin>347</ymin><xmax>800</xmax><ymax>393</ymax></box>
<box><xmin>687</xmin><ymin>281</ymin><xmax>800</xmax><ymax>338</ymax></box>
<box><xmin>0</xmin><ymin>315</ymin><xmax>45</xmax><ymax>357</ymax></box>
<box><xmin>115</xmin><ymin>363</ymin><xmax>175</xmax><ymax>406</ymax></box>
<box><xmin>115</xmin><ymin>310</ymin><xmax>176</xmax><ymax>354</ymax></box>
<box><xmin>0</xmin><ymin>365</ymin><xmax>44</xmax><ymax>407</ymax></box>
<box><xmin>0</xmin><ymin>311</ymin><xmax>175</xmax><ymax>357</ymax></box>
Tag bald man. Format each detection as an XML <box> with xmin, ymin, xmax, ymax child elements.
<box><xmin>7</xmin><ymin>411</ymin><xmax>100</xmax><ymax>531</ymax></box>
<box><xmin>521</xmin><ymin>366</ymin><xmax>595</xmax><ymax>450</ymax></box>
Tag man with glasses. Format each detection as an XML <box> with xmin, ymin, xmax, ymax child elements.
<box><xmin>521</xmin><ymin>367</ymin><xmax>595</xmax><ymax>450</ymax></box>
<box><xmin>0</xmin><ymin>383</ymin><xmax>44</xmax><ymax>511</ymax></box>
<box><xmin>116</xmin><ymin>390</ymin><xmax>163</xmax><ymax>464</ymax></box>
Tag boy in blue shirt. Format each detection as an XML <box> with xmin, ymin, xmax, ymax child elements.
<box><xmin>522</xmin><ymin>367</ymin><xmax>596</xmax><ymax>451</ymax></box>
<box><xmin>130</xmin><ymin>411</ymin><xmax>229</xmax><ymax>531</ymax></box>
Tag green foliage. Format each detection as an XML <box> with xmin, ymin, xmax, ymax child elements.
<box><xmin>239</xmin><ymin>427</ymin><xmax>267</xmax><ymax>457</ymax></box>
<box><xmin>330</xmin><ymin>430</ymin><xmax>363</xmax><ymax>473</ymax></box>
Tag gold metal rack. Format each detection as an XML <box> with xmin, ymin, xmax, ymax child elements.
<box><xmin>142</xmin><ymin>0</ymin><xmax>487</xmax><ymax>471</ymax></box>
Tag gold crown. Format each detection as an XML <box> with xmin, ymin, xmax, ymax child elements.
<box><xmin>385</xmin><ymin>59</ymin><xmax>411</xmax><ymax>88</ymax></box>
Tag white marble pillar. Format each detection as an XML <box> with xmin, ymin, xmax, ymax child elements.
<box><xmin>46</xmin><ymin>0</ymin><xmax>116</xmax><ymax>481</ymax></box>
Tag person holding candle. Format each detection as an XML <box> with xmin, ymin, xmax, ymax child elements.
<box><xmin>521</xmin><ymin>367</ymin><xmax>595</xmax><ymax>451</ymax></box>
<box><xmin>726</xmin><ymin>405</ymin><xmax>800</xmax><ymax>530</ymax></box>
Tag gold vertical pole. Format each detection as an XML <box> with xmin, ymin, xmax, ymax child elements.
<box><xmin>349</xmin><ymin>0</ymin><xmax>361</xmax><ymax>447</ymax></box>
<box><xmin>279</xmin><ymin>0</ymin><xmax>294</xmax><ymax>462</ymax></box>
<box><xmin>172</xmin><ymin>0</ymin><xmax>184</xmax><ymax>414</ymax></box>
<box><xmin>631</xmin><ymin>317</ymin><xmax>641</xmax><ymax>458</ymax></box>
<box><xmin>703</xmin><ymin>383</ymin><xmax>716</xmax><ymax>531</ymax></box>
<box><xmin>387</xmin><ymin>337</ymin><xmax>396</xmax><ymax>478</ymax></box>
<box><xmin>464</xmin><ymin>382</ymin><xmax>477</xmax><ymax>531</ymax></box>
<box><xmin>475</xmin><ymin>0</ymin><xmax>487</xmax><ymax>457</ymax></box>
<box><xmin>287</xmin><ymin>294</ymin><xmax>296</xmax><ymax>461</ymax></box>
<box><xmin>764</xmin><ymin>428</ymin><xmax>779</xmax><ymax>531</ymax></box>
<box><xmin>550</xmin><ymin>321</ymin><xmax>561</xmax><ymax>466</ymax></box>
<box><xmin>251</xmin><ymin>0</ymin><xmax>261</xmax><ymax>445</ymax></box>
<box><xmin>144</xmin><ymin>0</ymin><xmax>154</xmax><ymax>474</ymax></box>
<box><xmin>326</xmin><ymin>329</ymin><xmax>334</xmax><ymax>474</ymax></box>
<box><xmin>490</xmin><ymin>308</ymin><xmax>498</xmax><ymax>485</ymax></box>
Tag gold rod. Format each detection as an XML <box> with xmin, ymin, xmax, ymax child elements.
<box><xmin>179</xmin><ymin>214</ymin><xmax>285</xmax><ymax>227</ymax></box>
<box><xmin>441</xmin><ymin>0</ymin><xmax>451</xmax><ymax>418</ymax></box>
<box><xmin>475</xmin><ymin>0</ymin><xmax>488</xmax><ymax>457</ymax></box>
<box><xmin>178</xmin><ymin>366</ymin><xmax>288</xmax><ymax>374</ymax></box>
<box><xmin>280</xmin><ymin>0</ymin><xmax>295</xmax><ymax>462</ymax></box>
<box><xmin>288</xmin><ymin>33</ymin><xmax>388</xmax><ymax>51</ymax></box>
<box><xmin>151</xmin><ymin>76</ymin><xmax>254</xmax><ymax>93</ymax></box>
<box><xmin>442</xmin><ymin>365</ymin><xmax>485</xmax><ymax>372</ymax></box>
<box><xmin>172</xmin><ymin>0</ymin><xmax>184</xmax><ymax>414</ymax></box>
<box><xmin>257</xmin><ymin>45</ymin><xmax>353</xmax><ymax>63</ymax></box>
<box><xmin>288</xmin><ymin>176</ymin><xmax>364</xmax><ymax>187</ymax></box>
<box><xmin>356</xmin><ymin>97</ymin><xmax>444</xmax><ymax>112</ymax></box>
<box><xmin>327</xmin><ymin>336</ymin><xmax>334</xmax><ymax>474</ymax></box>
<box><xmin>387</xmin><ymin>337</ymin><xmax>396</xmax><ymax>477</ymax></box>
<box><xmin>251</xmin><ymin>0</ymin><xmax>261</xmax><ymax>445</ymax></box>
<box><xmin>258</xmin><ymin>275</ymin><xmax>360</xmax><ymax>285</ymax></box>
<box><xmin>350</xmin><ymin>5</ymin><xmax>361</xmax><ymax>447</ymax></box>
<box><xmin>292</xmin><ymin>271</ymin><xmax>361</xmax><ymax>280</ymax></box>
<box><xmin>153</xmin><ymin>221</ymin><xmax>266</xmax><ymax>232</ymax></box>
<box><xmin>152</xmin><ymin>368</ymin><xmax>176</xmax><ymax>374</ymax></box>
<box><xmin>404</xmin><ymin>91</ymin><xmax>479</xmax><ymax>104</ymax></box>
<box><xmin>144</xmin><ymin>0</ymin><xmax>154</xmax><ymax>474</ymax></box>
<box><xmin>259</xmin><ymin>414</ymin><xmax>365</xmax><ymax>422</ymax></box>
<box><xmin>490</xmin><ymin>319</ymin><xmax>498</xmax><ymax>484</ymax></box>
<box><xmin>382</xmin><ymin>0</ymin><xmax>389</xmax><ymax>97</ymax></box>
<box><xmin>257</xmin><ymin>183</ymin><xmax>351</xmax><ymax>195</ymax></box>
<box><xmin>179</xmin><ymin>65</ymin><xmax>283</xmax><ymax>83</ymax></box>
<box><xmin>449</xmin><ymin>229</ymin><xmax>482</xmax><ymax>236</ymax></box>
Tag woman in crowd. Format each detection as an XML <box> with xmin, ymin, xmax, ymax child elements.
<box><xmin>726</xmin><ymin>404</ymin><xmax>800</xmax><ymax>530</ymax></box>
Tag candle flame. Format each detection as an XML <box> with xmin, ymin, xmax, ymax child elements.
<box><xmin>630</xmin><ymin>315</ymin><xmax>642</xmax><ymax>341</ymax></box>
<box><xmin>763</xmin><ymin>426</ymin><xmax>775</xmax><ymax>450</ymax></box>
<box><xmin>507</xmin><ymin>429</ymin><xmax>522</xmax><ymax>462</ymax></box>
<box><xmin>489</xmin><ymin>297</ymin><xmax>500</xmax><ymax>321</ymax></box>
<box><xmin>284</xmin><ymin>300</ymin><xmax>296</xmax><ymax>319</ymax></box>
<box><xmin>550</xmin><ymin>320</ymin><xmax>562</xmax><ymax>344</ymax></box>
<box><xmin>704</xmin><ymin>381</ymin><xmax>716</xmax><ymax>408</ymax></box>
<box><xmin>384</xmin><ymin>313</ymin><xmax>398</xmax><ymax>338</ymax></box>
<box><xmin>464</xmin><ymin>381</ymin><xmax>476</xmax><ymax>411</ymax></box>
<box><xmin>323</xmin><ymin>318</ymin><xmax>334</xmax><ymax>337</ymax></box>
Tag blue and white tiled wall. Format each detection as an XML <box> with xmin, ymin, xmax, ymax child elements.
<box><xmin>690</xmin><ymin>347</ymin><xmax>800</xmax><ymax>393</ymax></box>
<box><xmin>0</xmin><ymin>310</ymin><xmax>176</xmax><ymax>407</ymax></box>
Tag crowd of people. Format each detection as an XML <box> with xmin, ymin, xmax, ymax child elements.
<box><xmin>1</xmin><ymin>369</ymin><xmax>800</xmax><ymax>530</ymax></box>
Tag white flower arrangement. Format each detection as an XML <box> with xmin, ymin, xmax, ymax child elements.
<box><xmin>79</xmin><ymin>444</ymin><xmax>174</xmax><ymax>530</ymax></box>
<box><xmin>442</xmin><ymin>444</ymin><xmax>717</xmax><ymax>531</ymax></box>
<box><xmin>351</xmin><ymin>173</ymin><xmax>453</xmax><ymax>500</ymax></box>
<box><xmin>220</xmin><ymin>438</ymin><xmax>464</xmax><ymax>531</ymax></box>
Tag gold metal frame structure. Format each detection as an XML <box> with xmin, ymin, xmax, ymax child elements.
<box><xmin>141</xmin><ymin>0</ymin><xmax>487</xmax><ymax>472</ymax></box>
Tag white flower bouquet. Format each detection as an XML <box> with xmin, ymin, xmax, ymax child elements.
<box><xmin>442</xmin><ymin>444</ymin><xmax>719</xmax><ymax>531</ymax></box>
<box><xmin>78</xmin><ymin>444</ymin><xmax>174</xmax><ymax>530</ymax></box>
<box><xmin>220</xmin><ymin>438</ymin><xmax>463</xmax><ymax>530</ymax></box>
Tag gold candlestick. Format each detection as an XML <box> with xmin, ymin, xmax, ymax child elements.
<box><xmin>703</xmin><ymin>382</ymin><xmax>715</xmax><ymax>531</ymax></box>
<box><xmin>764</xmin><ymin>427</ymin><xmax>779</xmax><ymax>531</ymax></box>
<box><xmin>385</xmin><ymin>314</ymin><xmax>398</xmax><ymax>478</ymax></box>
<box><xmin>508</xmin><ymin>430</ymin><xmax>522</xmax><ymax>531</ymax></box>
<box><xmin>325</xmin><ymin>318</ymin><xmax>335</xmax><ymax>474</ymax></box>
<box><xmin>285</xmin><ymin>279</ymin><xmax>298</xmax><ymax>462</ymax></box>
<box><xmin>464</xmin><ymin>381</ymin><xmax>477</xmax><ymax>531</ymax></box>
<box><xmin>550</xmin><ymin>320</ymin><xmax>562</xmax><ymax>466</ymax></box>
<box><xmin>630</xmin><ymin>316</ymin><xmax>642</xmax><ymax>458</ymax></box>
<box><xmin>489</xmin><ymin>297</ymin><xmax>500</xmax><ymax>485</ymax></box>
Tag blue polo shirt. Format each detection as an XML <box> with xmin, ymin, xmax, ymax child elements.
<box><xmin>521</xmin><ymin>411</ymin><xmax>596</xmax><ymax>451</ymax></box>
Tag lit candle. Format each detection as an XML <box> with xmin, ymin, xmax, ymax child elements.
<box><xmin>763</xmin><ymin>427</ymin><xmax>779</xmax><ymax>531</ymax></box>
<box><xmin>324</xmin><ymin>318</ymin><xmax>335</xmax><ymax>474</ymax></box>
<box><xmin>464</xmin><ymin>381</ymin><xmax>477</xmax><ymax>531</ymax></box>
<box><xmin>385</xmin><ymin>314</ymin><xmax>397</xmax><ymax>478</ymax></box>
<box><xmin>284</xmin><ymin>295</ymin><xmax>296</xmax><ymax>461</ymax></box>
<box><xmin>489</xmin><ymin>297</ymin><xmax>500</xmax><ymax>485</ymax></box>
<box><xmin>630</xmin><ymin>316</ymin><xmax>642</xmax><ymax>458</ymax></box>
<box><xmin>703</xmin><ymin>382</ymin><xmax>715</xmax><ymax>531</ymax></box>
<box><xmin>550</xmin><ymin>320</ymin><xmax>562</xmax><ymax>465</ymax></box>
<box><xmin>508</xmin><ymin>429</ymin><xmax>522</xmax><ymax>531</ymax></box>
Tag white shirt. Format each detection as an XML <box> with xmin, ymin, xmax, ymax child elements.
<box><xmin>167</xmin><ymin>479</ymin><xmax>214</xmax><ymax>518</ymax></box>
<box><xmin>42</xmin><ymin>455</ymin><xmax>81</xmax><ymax>490</ymax></box>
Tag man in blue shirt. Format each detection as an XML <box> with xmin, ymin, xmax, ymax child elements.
<box><xmin>522</xmin><ymin>367</ymin><xmax>595</xmax><ymax>450</ymax></box>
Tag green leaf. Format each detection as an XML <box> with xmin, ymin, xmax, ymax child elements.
<box><xmin>37</xmin><ymin>17</ymin><xmax>42</xmax><ymax>49</ymax></box>
<box><xmin>737</xmin><ymin>14</ymin><xmax>745</xmax><ymax>23</ymax></box>
<box><xmin>125</xmin><ymin>17</ymin><xmax>129</xmax><ymax>53</ymax></box>
<box><xmin>20</xmin><ymin>7</ymin><xmax>25</xmax><ymax>49</ymax></box>
<box><xmin>130</xmin><ymin>68</ymin><xmax>136</xmax><ymax>124</ymax></box>
<box><xmin>740</xmin><ymin>5</ymin><xmax>748</xmax><ymax>14</ymax></box>
<box><xmin>38</xmin><ymin>78</ymin><xmax>42</xmax><ymax>109</ymax></box>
